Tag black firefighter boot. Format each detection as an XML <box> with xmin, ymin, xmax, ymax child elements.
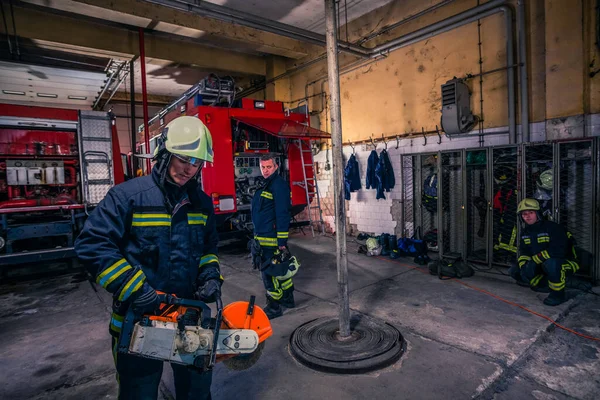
<box><xmin>380</xmin><ymin>234</ymin><xmax>390</xmax><ymax>256</ymax></box>
<box><xmin>543</xmin><ymin>290</ymin><xmax>567</xmax><ymax>306</ymax></box>
<box><xmin>264</xmin><ymin>295</ymin><xmax>283</xmax><ymax>319</ymax></box>
<box><xmin>281</xmin><ymin>287</ymin><xmax>295</xmax><ymax>308</ymax></box>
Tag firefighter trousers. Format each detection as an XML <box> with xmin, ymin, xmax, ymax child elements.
<box><xmin>111</xmin><ymin>337</ymin><xmax>212</xmax><ymax>400</ymax></box>
<box><xmin>259</xmin><ymin>246</ymin><xmax>294</xmax><ymax>301</ymax></box>
<box><xmin>520</xmin><ymin>258</ymin><xmax>578</xmax><ymax>293</ymax></box>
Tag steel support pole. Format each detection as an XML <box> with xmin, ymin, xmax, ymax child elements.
<box><xmin>517</xmin><ymin>0</ymin><xmax>530</xmax><ymax>143</ymax></box>
<box><xmin>129</xmin><ymin>60</ymin><xmax>137</xmax><ymax>156</ymax></box>
<box><xmin>324</xmin><ymin>0</ymin><xmax>350</xmax><ymax>338</ymax></box>
<box><xmin>139</xmin><ymin>28</ymin><xmax>151</xmax><ymax>172</ymax></box>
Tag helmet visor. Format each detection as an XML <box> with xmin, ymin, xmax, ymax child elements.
<box><xmin>173</xmin><ymin>153</ymin><xmax>204</xmax><ymax>168</ymax></box>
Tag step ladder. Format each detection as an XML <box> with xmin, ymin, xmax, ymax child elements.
<box><xmin>78</xmin><ymin>111</ymin><xmax>115</xmax><ymax>208</ymax></box>
<box><xmin>293</xmin><ymin>139</ymin><xmax>325</xmax><ymax>236</ymax></box>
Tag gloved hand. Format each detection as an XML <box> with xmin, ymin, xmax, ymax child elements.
<box><xmin>131</xmin><ymin>284</ymin><xmax>163</xmax><ymax>315</ymax></box>
<box><xmin>520</xmin><ymin>260</ymin><xmax>538</xmax><ymax>283</ymax></box>
<box><xmin>195</xmin><ymin>279</ymin><xmax>221</xmax><ymax>303</ymax></box>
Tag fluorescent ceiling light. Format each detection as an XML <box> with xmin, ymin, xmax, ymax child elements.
<box><xmin>37</xmin><ymin>93</ymin><xmax>58</xmax><ymax>98</ymax></box>
<box><xmin>3</xmin><ymin>90</ymin><xmax>25</xmax><ymax>95</ymax></box>
<box><xmin>68</xmin><ymin>95</ymin><xmax>88</xmax><ymax>100</ymax></box>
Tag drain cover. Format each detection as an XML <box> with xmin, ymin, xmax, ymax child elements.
<box><xmin>289</xmin><ymin>315</ymin><xmax>404</xmax><ymax>373</ymax></box>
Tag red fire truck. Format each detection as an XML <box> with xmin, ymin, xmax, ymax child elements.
<box><xmin>0</xmin><ymin>104</ymin><xmax>124</xmax><ymax>268</ymax></box>
<box><xmin>137</xmin><ymin>76</ymin><xmax>329</xmax><ymax>239</ymax></box>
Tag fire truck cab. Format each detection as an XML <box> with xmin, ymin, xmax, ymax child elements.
<box><xmin>138</xmin><ymin>77</ymin><xmax>330</xmax><ymax>239</ymax></box>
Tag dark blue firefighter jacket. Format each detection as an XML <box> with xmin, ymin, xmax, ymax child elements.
<box><xmin>366</xmin><ymin>150</ymin><xmax>379</xmax><ymax>189</ymax></box>
<box><xmin>75</xmin><ymin>167</ymin><xmax>221</xmax><ymax>337</ymax></box>
<box><xmin>375</xmin><ymin>149</ymin><xmax>395</xmax><ymax>200</ymax></box>
<box><xmin>344</xmin><ymin>154</ymin><xmax>361</xmax><ymax>200</ymax></box>
<box><xmin>251</xmin><ymin>171</ymin><xmax>291</xmax><ymax>248</ymax></box>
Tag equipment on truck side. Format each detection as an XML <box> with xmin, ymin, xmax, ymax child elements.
<box><xmin>0</xmin><ymin>104</ymin><xmax>124</xmax><ymax>267</ymax></box>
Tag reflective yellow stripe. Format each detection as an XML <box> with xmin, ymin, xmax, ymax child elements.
<box><xmin>110</xmin><ymin>312</ymin><xmax>124</xmax><ymax>334</ymax></box>
<box><xmin>261</xmin><ymin>191</ymin><xmax>273</xmax><ymax>200</ymax></box>
<box><xmin>530</xmin><ymin>274</ymin><xmax>544</xmax><ymax>287</ymax></box>
<box><xmin>496</xmin><ymin>242</ymin><xmax>517</xmax><ymax>253</ymax></box>
<box><xmin>256</xmin><ymin>236</ymin><xmax>278</xmax><ymax>247</ymax></box>
<box><xmin>541</xmin><ymin>250</ymin><xmax>550</xmax><ymax>260</ymax></box>
<box><xmin>200</xmin><ymin>254</ymin><xmax>219</xmax><ymax>266</ymax></box>
<box><xmin>532</xmin><ymin>254</ymin><xmax>542</xmax><ymax>264</ymax></box>
<box><xmin>132</xmin><ymin>213</ymin><xmax>171</xmax><ymax>227</ymax></box>
<box><xmin>267</xmin><ymin>277</ymin><xmax>283</xmax><ymax>300</ymax></box>
<box><xmin>118</xmin><ymin>269</ymin><xmax>146</xmax><ymax>302</ymax></box>
<box><xmin>548</xmin><ymin>281</ymin><xmax>565</xmax><ymax>291</ymax></box>
<box><xmin>524</xmin><ymin>238</ymin><xmax>531</xmax><ymax>244</ymax></box>
<box><xmin>518</xmin><ymin>255</ymin><xmax>531</xmax><ymax>268</ymax></box>
<box><xmin>537</xmin><ymin>236</ymin><xmax>550</xmax><ymax>243</ymax></box>
<box><xmin>277</xmin><ymin>232</ymin><xmax>289</xmax><ymax>238</ymax></box>
<box><xmin>188</xmin><ymin>213</ymin><xmax>208</xmax><ymax>225</ymax></box>
<box><xmin>569</xmin><ymin>260</ymin><xmax>579</xmax><ymax>272</ymax></box>
<box><xmin>509</xmin><ymin>227</ymin><xmax>517</xmax><ymax>248</ymax></box>
<box><xmin>97</xmin><ymin>258</ymin><xmax>132</xmax><ymax>288</ymax></box>
<box><xmin>567</xmin><ymin>231</ymin><xmax>573</xmax><ymax>238</ymax></box>
<box><xmin>280</xmin><ymin>278</ymin><xmax>293</xmax><ymax>290</ymax></box>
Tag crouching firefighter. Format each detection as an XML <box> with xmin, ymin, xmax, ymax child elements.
<box><xmin>75</xmin><ymin>116</ymin><xmax>223</xmax><ymax>400</ymax></box>
<box><xmin>251</xmin><ymin>154</ymin><xmax>300</xmax><ymax>319</ymax></box>
<box><xmin>509</xmin><ymin>198</ymin><xmax>579</xmax><ymax>306</ymax></box>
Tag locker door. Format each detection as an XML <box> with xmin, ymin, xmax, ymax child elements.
<box><xmin>439</xmin><ymin>150</ymin><xmax>464</xmax><ymax>258</ymax></box>
<box><xmin>557</xmin><ymin>140</ymin><xmax>596</xmax><ymax>279</ymax></box>
<box><xmin>466</xmin><ymin>149</ymin><xmax>489</xmax><ymax>265</ymax></box>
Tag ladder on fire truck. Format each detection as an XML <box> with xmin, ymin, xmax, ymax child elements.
<box><xmin>294</xmin><ymin>139</ymin><xmax>325</xmax><ymax>236</ymax></box>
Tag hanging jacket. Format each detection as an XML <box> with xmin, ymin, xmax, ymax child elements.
<box><xmin>366</xmin><ymin>150</ymin><xmax>379</xmax><ymax>189</ymax></box>
<box><xmin>75</xmin><ymin>167</ymin><xmax>222</xmax><ymax>338</ymax></box>
<box><xmin>375</xmin><ymin>149</ymin><xmax>395</xmax><ymax>200</ymax></box>
<box><xmin>251</xmin><ymin>171</ymin><xmax>291</xmax><ymax>248</ymax></box>
<box><xmin>344</xmin><ymin>154</ymin><xmax>361</xmax><ymax>200</ymax></box>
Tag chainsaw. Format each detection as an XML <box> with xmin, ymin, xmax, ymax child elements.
<box><xmin>117</xmin><ymin>294</ymin><xmax>273</xmax><ymax>371</ymax></box>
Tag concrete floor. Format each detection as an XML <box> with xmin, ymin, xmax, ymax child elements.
<box><xmin>1</xmin><ymin>233</ymin><xmax>599</xmax><ymax>400</ymax></box>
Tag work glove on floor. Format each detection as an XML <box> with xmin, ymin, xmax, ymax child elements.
<box><xmin>195</xmin><ymin>279</ymin><xmax>222</xmax><ymax>303</ymax></box>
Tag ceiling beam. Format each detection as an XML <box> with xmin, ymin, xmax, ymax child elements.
<box><xmin>26</xmin><ymin>0</ymin><xmax>316</xmax><ymax>59</ymax></box>
<box><xmin>104</xmin><ymin>91</ymin><xmax>176</xmax><ymax>107</ymax></box>
<box><xmin>11</xmin><ymin>3</ymin><xmax>267</xmax><ymax>77</ymax></box>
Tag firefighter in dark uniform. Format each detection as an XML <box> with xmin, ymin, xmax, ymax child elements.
<box><xmin>509</xmin><ymin>198</ymin><xmax>579</xmax><ymax>306</ymax></box>
<box><xmin>251</xmin><ymin>154</ymin><xmax>299</xmax><ymax>319</ymax></box>
<box><xmin>75</xmin><ymin>116</ymin><xmax>222</xmax><ymax>400</ymax></box>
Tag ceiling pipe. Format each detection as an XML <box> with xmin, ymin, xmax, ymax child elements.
<box><xmin>368</xmin><ymin>0</ymin><xmax>505</xmax><ymax>56</ymax></box>
<box><xmin>356</xmin><ymin>0</ymin><xmax>456</xmax><ymax>45</ymax></box>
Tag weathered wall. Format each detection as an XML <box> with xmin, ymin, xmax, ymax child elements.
<box><xmin>279</xmin><ymin>0</ymin><xmax>598</xmax><ymax>142</ymax></box>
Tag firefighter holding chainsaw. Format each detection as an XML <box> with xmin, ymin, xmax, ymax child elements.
<box><xmin>250</xmin><ymin>154</ymin><xmax>300</xmax><ymax>319</ymax></box>
<box><xmin>75</xmin><ymin>116</ymin><xmax>222</xmax><ymax>400</ymax></box>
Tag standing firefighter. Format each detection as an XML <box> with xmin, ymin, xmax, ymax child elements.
<box><xmin>75</xmin><ymin>116</ymin><xmax>222</xmax><ymax>399</ymax></box>
<box><xmin>509</xmin><ymin>198</ymin><xmax>579</xmax><ymax>306</ymax></box>
<box><xmin>251</xmin><ymin>154</ymin><xmax>300</xmax><ymax>319</ymax></box>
